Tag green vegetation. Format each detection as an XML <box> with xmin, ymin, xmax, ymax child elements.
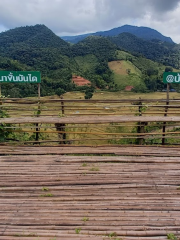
<box><xmin>74</xmin><ymin>54</ymin><xmax>98</xmax><ymax>73</ymax></box>
<box><xmin>75</xmin><ymin>228</ymin><xmax>81</xmax><ymax>234</ymax></box>
<box><xmin>106</xmin><ymin>232</ymin><xmax>123</xmax><ymax>240</ymax></box>
<box><xmin>0</xmin><ymin>100</ymin><xmax>16</xmax><ymax>142</ymax></box>
<box><xmin>42</xmin><ymin>187</ymin><xmax>49</xmax><ymax>191</ymax></box>
<box><xmin>110</xmin><ymin>32</ymin><xmax>178</xmax><ymax>67</ymax></box>
<box><xmin>84</xmin><ymin>86</ymin><xmax>95</xmax><ymax>99</ymax></box>
<box><xmin>89</xmin><ymin>167</ymin><xmax>99</xmax><ymax>171</ymax></box>
<box><xmin>82</xmin><ymin>217</ymin><xmax>89</xmax><ymax>222</ymax></box>
<box><xmin>14</xmin><ymin>233</ymin><xmax>37</xmax><ymax>237</ymax></box>
<box><xmin>167</xmin><ymin>233</ymin><xmax>178</xmax><ymax>240</ymax></box>
<box><xmin>40</xmin><ymin>193</ymin><xmax>53</xmax><ymax>197</ymax></box>
<box><xmin>108</xmin><ymin>232</ymin><xmax>118</xmax><ymax>237</ymax></box>
<box><xmin>82</xmin><ymin>163</ymin><xmax>87</xmax><ymax>167</ymax></box>
<box><xmin>0</xmin><ymin>24</ymin><xmax>180</xmax><ymax>97</ymax></box>
<box><xmin>109</xmin><ymin>50</ymin><xmax>177</xmax><ymax>92</ymax></box>
<box><xmin>0</xmin><ymin>25</ymin><xmax>116</xmax><ymax>97</ymax></box>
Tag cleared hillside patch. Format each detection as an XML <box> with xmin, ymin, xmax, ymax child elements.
<box><xmin>108</xmin><ymin>60</ymin><xmax>144</xmax><ymax>90</ymax></box>
<box><xmin>108</xmin><ymin>60</ymin><xmax>141</xmax><ymax>76</ymax></box>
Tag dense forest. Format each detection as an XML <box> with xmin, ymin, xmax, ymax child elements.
<box><xmin>110</xmin><ymin>33</ymin><xmax>177</xmax><ymax>66</ymax></box>
<box><xmin>0</xmin><ymin>24</ymin><xmax>179</xmax><ymax>97</ymax></box>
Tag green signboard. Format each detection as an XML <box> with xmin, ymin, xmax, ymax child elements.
<box><xmin>163</xmin><ymin>72</ymin><xmax>180</xmax><ymax>84</ymax></box>
<box><xmin>0</xmin><ymin>71</ymin><xmax>41</xmax><ymax>83</ymax></box>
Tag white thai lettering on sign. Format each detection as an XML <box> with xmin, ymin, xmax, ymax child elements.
<box><xmin>175</xmin><ymin>74</ymin><xmax>180</xmax><ymax>83</ymax></box>
<box><xmin>0</xmin><ymin>72</ymin><xmax>38</xmax><ymax>82</ymax></box>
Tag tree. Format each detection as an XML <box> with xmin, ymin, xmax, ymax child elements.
<box><xmin>84</xmin><ymin>87</ymin><xmax>95</xmax><ymax>99</ymax></box>
<box><xmin>165</xmin><ymin>66</ymin><xmax>173</xmax><ymax>72</ymax></box>
<box><xmin>55</xmin><ymin>88</ymin><xmax>66</xmax><ymax>97</ymax></box>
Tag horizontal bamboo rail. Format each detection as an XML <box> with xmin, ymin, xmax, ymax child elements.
<box><xmin>1</xmin><ymin>116</ymin><xmax>180</xmax><ymax>124</ymax></box>
<box><xmin>8</xmin><ymin>129</ymin><xmax>180</xmax><ymax>136</ymax></box>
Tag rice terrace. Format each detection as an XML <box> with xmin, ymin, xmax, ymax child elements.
<box><xmin>1</xmin><ymin>90</ymin><xmax>180</xmax><ymax>240</ymax></box>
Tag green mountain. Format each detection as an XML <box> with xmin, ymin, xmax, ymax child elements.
<box><xmin>0</xmin><ymin>24</ymin><xmax>73</xmax><ymax>70</ymax></box>
<box><xmin>109</xmin><ymin>32</ymin><xmax>178</xmax><ymax>67</ymax></box>
<box><xmin>62</xmin><ymin>24</ymin><xmax>174</xmax><ymax>44</ymax></box>
<box><xmin>0</xmin><ymin>25</ymin><xmax>118</xmax><ymax>97</ymax></box>
<box><xmin>72</xmin><ymin>36</ymin><xmax>117</xmax><ymax>60</ymax></box>
<box><xmin>0</xmin><ymin>24</ymin><xmax>179</xmax><ymax>97</ymax></box>
<box><xmin>0</xmin><ymin>25</ymin><xmax>79</xmax><ymax>97</ymax></box>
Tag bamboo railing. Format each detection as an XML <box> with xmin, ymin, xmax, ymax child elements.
<box><xmin>1</xmin><ymin>97</ymin><xmax>180</xmax><ymax>146</ymax></box>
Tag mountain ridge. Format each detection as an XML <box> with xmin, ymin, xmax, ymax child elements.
<box><xmin>61</xmin><ymin>24</ymin><xmax>174</xmax><ymax>44</ymax></box>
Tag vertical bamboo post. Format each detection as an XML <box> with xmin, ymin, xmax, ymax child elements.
<box><xmin>61</xmin><ymin>96</ymin><xmax>65</xmax><ymax>115</ymax></box>
<box><xmin>38</xmin><ymin>83</ymin><xmax>40</xmax><ymax>99</ymax></box>
<box><xmin>0</xmin><ymin>84</ymin><xmax>2</xmax><ymax>106</ymax></box>
<box><xmin>35</xmin><ymin>83</ymin><xmax>41</xmax><ymax>143</ymax></box>
<box><xmin>137</xmin><ymin>98</ymin><xmax>144</xmax><ymax>145</ymax></box>
<box><xmin>0</xmin><ymin>84</ymin><xmax>2</xmax><ymax>118</ymax></box>
<box><xmin>61</xmin><ymin>96</ymin><xmax>66</xmax><ymax>144</ymax></box>
<box><xmin>138</xmin><ymin>98</ymin><xmax>142</xmax><ymax>117</ymax></box>
<box><xmin>162</xmin><ymin>83</ymin><xmax>169</xmax><ymax>145</ymax></box>
<box><xmin>55</xmin><ymin>96</ymin><xmax>66</xmax><ymax>145</ymax></box>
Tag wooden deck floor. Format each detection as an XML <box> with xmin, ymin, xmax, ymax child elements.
<box><xmin>0</xmin><ymin>146</ymin><xmax>180</xmax><ymax>239</ymax></box>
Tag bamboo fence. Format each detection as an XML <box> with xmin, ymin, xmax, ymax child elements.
<box><xmin>1</xmin><ymin>97</ymin><xmax>180</xmax><ymax>146</ymax></box>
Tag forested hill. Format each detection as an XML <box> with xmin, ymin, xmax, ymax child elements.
<box><xmin>0</xmin><ymin>25</ymin><xmax>76</xmax><ymax>97</ymax></box>
<box><xmin>0</xmin><ymin>24</ymin><xmax>179</xmax><ymax>98</ymax></box>
<box><xmin>109</xmin><ymin>32</ymin><xmax>177</xmax><ymax>67</ymax></box>
<box><xmin>0</xmin><ymin>25</ymin><xmax>117</xmax><ymax>97</ymax></box>
<box><xmin>62</xmin><ymin>24</ymin><xmax>174</xmax><ymax>44</ymax></box>
<box><xmin>0</xmin><ymin>24</ymin><xmax>72</xmax><ymax>67</ymax></box>
<box><xmin>0</xmin><ymin>24</ymin><xmax>71</xmax><ymax>53</ymax></box>
<box><xmin>72</xmin><ymin>36</ymin><xmax>117</xmax><ymax>60</ymax></box>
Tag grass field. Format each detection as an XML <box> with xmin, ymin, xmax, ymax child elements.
<box><xmin>108</xmin><ymin>60</ymin><xmax>141</xmax><ymax>76</ymax></box>
<box><xmin>64</xmin><ymin>90</ymin><xmax>180</xmax><ymax>100</ymax></box>
<box><xmin>108</xmin><ymin>60</ymin><xmax>144</xmax><ymax>90</ymax></box>
<box><xmin>110</xmin><ymin>50</ymin><xmax>180</xmax><ymax>91</ymax></box>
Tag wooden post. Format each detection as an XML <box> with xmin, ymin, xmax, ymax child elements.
<box><xmin>162</xmin><ymin>83</ymin><xmax>169</xmax><ymax>145</ymax></box>
<box><xmin>38</xmin><ymin>83</ymin><xmax>40</xmax><ymax>99</ymax></box>
<box><xmin>55</xmin><ymin>96</ymin><xmax>66</xmax><ymax>145</ymax></box>
<box><xmin>139</xmin><ymin>122</ymin><xmax>145</xmax><ymax>145</ymax></box>
<box><xmin>137</xmin><ymin>98</ymin><xmax>144</xmax><ymax>145</ymax></box>
<box><xmin>61</xmin><ymin>96</ymin><xmax>65</xmax><ymax>115</ymax></box>
<box><xmin>0</xmin><ymin>84</ymin><xmax>2</xmax><ymax>106</ymax></box>
<box><xmin>35</xmin><ymin>84</ymin><xmax>41</xmax><ymax>143</ymax></box>
<box><xmin>61</xmin><ymin>96</ymin><xmax>66</xmax><ymax>144</ymax></box>
<box><xmin>138</xmin><ymin>98</ymin><xmax>142</xmax><ymax>117</ymax></box>
<box><xmin>0</xmin><ymin>84</ymin><xmax>2</xmax><ymax>119</ymax></box>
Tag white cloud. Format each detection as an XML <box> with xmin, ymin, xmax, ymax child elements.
<box><xmin>0</xmin><ymin>0</ymin><xmax>180</xmax><ymax>42</ymax></box>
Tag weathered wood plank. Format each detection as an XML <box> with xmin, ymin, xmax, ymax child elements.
<box><xmin>0</xmin><ymin>149</ymin><xmax>180</xmax><ymax>239</ymax></box>
<box><xmin>1</xmin><ymin>146</ymin><xmax>180</xmax><ymax>156</ymax></box>
<box><xmin>1</xmin><ymin>115</ymin><xmax>180</xmax><ymax>124</ymax></box>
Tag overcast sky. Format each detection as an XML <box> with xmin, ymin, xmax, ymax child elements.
<box><xmin>0</xmin><ymin>0</ymin><xmax>180</xmax><ymax>42</ymax></box>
